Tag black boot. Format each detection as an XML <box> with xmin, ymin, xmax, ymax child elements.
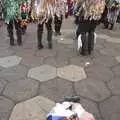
<box><xmin>109</xmin><ymin>23</ymin><xmax>114</xmax><ymax>30</ymax></box>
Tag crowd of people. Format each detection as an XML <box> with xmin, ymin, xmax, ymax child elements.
<box><xmin>1</xmin><ymin>0</ymin><xmax>120</xmax><ymax>56</ymax></box>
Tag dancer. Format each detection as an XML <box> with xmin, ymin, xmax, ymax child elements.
<box><xmin>54</xmin><ymin>0</ymin><xmax>66</xmax><ymax>36</ymax></box>
<box><xmin>3</xmin><ymin>0</ymin><xmax>22</xmax><ymax>46</ymax></box>
<box><xmin>33</xmin><ymin>0</ymin><xmax>54</xmax><ymax>49</ymax></box>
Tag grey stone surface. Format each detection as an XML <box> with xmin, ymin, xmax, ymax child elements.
<box><xmin>9</xmin><ymin>96</ymin><xmax>55</xmax><ymax>120</ymax></box>
<box><xmin>100</xmin><ymin>96</ymin><xmax>120</xmax><ymax>120</ymax></box>
<box><xmin>93</xmin><ymin>56</ymin><xmax>118</xmax><ymax>67</ymax></box>
<box><xmin>115</xmin><ymin>56</ymin><xmax>120</xmax><ymax>63</ymax></box>
<box><xmin>21</xmin><ymin>56</ymin><xmax>43</xmax><ymax>67</ymax></box>
<box><xmin>0</xmin><ymin>96</ymin><xmax>14</xmax><ymax>120</ymax></box>
<box><xmin>112</xmin><ymin>65</ymin><xmax>120</xmax><ymax>77</ymax></box>
<box><xmin>70</xmin><ymin>56</ymin><xmax>94</xmax><ymax>68</ymax></box>
<box><xmin>0</xmin><ymin>79</ymin><xmax>7</xmax><ymax>94</ymax></box>
<box><xmin>0</xmin><ymin>65</ymin><xmax>28</xmax><ymax>82</ymax></box>
<box><xmin>39</xmin><ymin>78</ymin><xmax>74</xmax><ymax>102</ymax></box>
<box><xmin>99</xmin><ymin>48</ymin><xmax>120</xmax><ymax>57</ymax></box>
<box><xmin>75</xmin><ymin>79</ymin><xmax>111</xmax><ymax>101</ymax></box>
<box><xmin>44</xmin><ymin>57</ymin><xmax>69</xmax><ymax>67</ymax></box>
<box><xmin>80</xmin><ymin>98</ymin><xmax>101</xmax><ymax>119</ymax></box>
<box><xmin>86</xmin><ymin>65</ymin><xmax>114</xmax><ymax>82</ymax></box>
<box><xmin>0</xmin><ymin>56</ymin><xmax>22</xmax><ymax>68</ymax></box>
<box><xmin>108</xmin><ymin>77</ymin><xmax>120</xmax><ymax>95</ymax></box>
<box><xmin>0</xmin><ymin>49</ymin><xmax>15</xmax><ymax>57</ymax></box>
<box><xmin>3</xmin><ymin>78</ymin><xmax>39</xmax><ymax>102</ymax></box>
<box><xmin>36</xmin><ymin>49</ymin><xmax>57</xmax><ymax>58</ymax></box>
<box><xmin>57</xmin><ymin>65</ymin><xmax>87</xmax><ymax>82</ymax></box>
<box><xmin>28</xmin><ymin>65</ymin><xmax>57</xmax><ymax>82</ymax></box>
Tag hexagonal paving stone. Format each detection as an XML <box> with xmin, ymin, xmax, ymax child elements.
<box><xmin>39</xmin><ymin>78</ymin><xmax>74</xmax><ymax>101</ymax></box>
<box><xmin>3</xmin><ymin>78</ymin><xmax>39</xmax><ymax>102</ymax></box>
<box><xmin>74</xmin><ymin>78</ymin><xmax>111</xmax><ymax>101</ymax></box>
<box><xmin>0</xmin><ymin>65</ymin><xmax>28</xmax><ymax>82</ymax></box>
<box><xmin>0</xmin><ymin>49</ymin><xmax>15</xmax><ymax>57</ymax></box>
<box><xmin>0</xmin><ymin>56</ymin><xmax>22</xmax><ymax>68</ymax></box>
<box><xmin>93</xmin><ymin>56</ymin><xmax>118</xmax><ymax>67</ymax></box>
<box><xmin>115</xmin><ymin>56</ymin><xmax>120</xmax><ymax>63</ymax></box>
<box><xmin>80</xmin><ymin>98</ymin><xmax>101</xmax><ymax>119</ymax></box>
<box><xmin>108</xmin><ymin>77</ymin><xmax>120</xmax><ymax>95</ymax></box>
<box><xmin>57</xmin><ymin>65</ymin><xmax>87</xmax><ymax>82</ymax></box>
<box><xmin>112</xmin><ymin>65</ymin><xmax>120</xmax><ymax>77</ymax></box>
<box><xmin>86</xmin><ymin>65</ymin><xmax>114</xmax><ymax>82</ymax></box>
<box><xmin>9</xmin><ymin>96</ymin><xmax>55</xmax><ymax>120</ymax></box>
<box><xmin>0</xmin><ymin>79</ymin><xmax>7</xmax><ymax>94</ymax></box>
<box><xmin>106</xmin><ymin>37</ymin><xmax>120</xmax><ymax>43</ymax></box>
<box><xmin>44</xmin><ymin>57</ymin><xmax>69</xmax><ymax>67</ymax></box>
<box><xmin>28</xmin><ymin>65</ymin><xmax>57</xmax><ymax>82</ymax></box>
<box><xmin>100</xmin><ymin>96</ymin><xmax>120</xmax><ymax>120</ymax></box>
<box><xmin>57</xmin><ymin>38</ymin><xmax>73</xmax><ymax>44</ymax></box>
<box><xmin>21</xmin><ymin>56</ymin><xmax>44</xmax><ymax>67</ymax></box>
<box><xmin>99</xmin><ymin>48</ymin><xmax>120</xmax><ymax>57</ymax></box>
<box><xmin>0</xmin><ymin>96</ymin><xmax>14</xmax><ymax>120</ymax></box>
<box><xmin>36</xmin><ymin>49</ymin><xmax>57</xmax><ymax>58</ymax></box>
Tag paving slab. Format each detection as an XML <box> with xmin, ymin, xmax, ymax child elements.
<box><xmin>57</xmin><ymin>65</ymin><xmax>87</xmax><ymax>82</ymax></box>
<box><xmin>44</xmin><ymin>57</ymin><xmax>69</xmax><ymax>67</ymax></box>
<box><xmin>100</xmin><ymin>96</ymin><xmax>120</xmax><ymax>120</ymax></box>
<box><xmin>28</xmin><ymin>65</ymin><xmax>57</xmax><ymax>82</ymax></box>
<box><xmin>75</xmin><ymin>78</ymin><xmax>111</xmax><ymax>101</ymax></box>
<box><xmin>0</xmin><ymin>96</ymin><xmax>14</xmax><ymax>120</ymax></box>
<box><xmin>3</xmin><ymin>78</ymin><xmax>39</xmax><ymax>102</ymax></box>
<box><xmin>9</xmin><ymin>96</ymin><xmax>55</xmax><ymax>120</ymax></box>
<box><xmin>112</xmin><ymin>65</ymin><xmax>120</xmax><ymax>77</ymax></box>
<box><xmin>21</xmin><ymin>56</ymin><xmax>44</xmax><ymax>67</ymax></box>
<box><xmin>108</xmin><ymin>77</ymin><xmax>120</xmax><ymax>95</ymax></box>
<box><xmin>0</xmin><ymin>79</ymin><xmax>7</xmax><ymax>94</ymax></box>
<box><xmin>115</xmin><ymin>56</ymin><xmax>120</xmax><ymax>63</ymax></box>
<box><xmin>80</xmin><ymin>98</ymin><xmax>101</xmax><ymax>119</ymax></box>
<box><xmin>0</xmin><ymin>65</ymin><xmax>28</xmax><ymax>82</ymax></box>
<box><xmin>39</xmin><ymin>78</ymin><xmax>74</xmax><ymax>102</ymax></box>
<box><xmin>86</xmin><ymin>65</ymin><xmax>114</xmax><ymax>82</ymax></box>
<box><xmin>0</xmin><ymin>56</ymin><xmax>22</xmax><ymax>68</ymax></box>
<box><xmin>36</xmin><ymin>49</ymin><xmax>57</xmax><ymax>58</ymax></box>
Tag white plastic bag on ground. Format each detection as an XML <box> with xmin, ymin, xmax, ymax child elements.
<box><xmin>46</xmin><ymin>102</ymin><xmax>96</xmax><ymax>120</ymax></box>
<box><xmin>72</xmin><ymin>103</ymin><xmax>95</xmax><ymax>120</ymax></box>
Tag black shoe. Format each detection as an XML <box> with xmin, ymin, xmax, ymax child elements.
<box><xmin>17</xmin><ymin>42</ymin><xmax>22</xmax><ymax>46</ymax></box>
<box><xmin>58</xmin><ymin>32</ymin><xmax>61</xmax><ymax>35</ymax></box>
<box><xmin>10</xmin><ymin>43</ymin><xmax>15</xmax><ymax>46</ymax></box>
<box><xmin>48</xmin><ymin>43</ymin><xmax>52</xmax><ymax>49</ymax></box>
<box><xmin>38</xmin><ymin>44</ymin><xmax>44</xmax><ymax>50</ymax></box>
<box><xmin>55</xmin><ymin>32</ymin><xmax>58</xmax><ymax>36</ymax></box>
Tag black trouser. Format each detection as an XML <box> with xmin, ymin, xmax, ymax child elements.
<box><xmin>37</xmin><ymin>18</ymin><xmax>52</xmax><ymax>47</ymax></box>
<box><xmin>7</xmin><ymin>19</ymin><xmax>22</xmax><ymax>45</ymax></box>
<box><xmin>54</xmin><ymin>14</ymin><xmax>63</xmax><ymax>33</ymax></box>
<box><xmin>76</xmin><ymin>20</ymin><xmax>96</xmax><ymax>54</ymax></box>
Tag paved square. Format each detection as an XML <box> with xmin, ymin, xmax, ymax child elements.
<box><xmin>0</xmin><ymin>17</ymin><xmax>120</xmax><ymax>120</ymax></box>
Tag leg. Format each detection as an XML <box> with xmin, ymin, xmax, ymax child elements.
<box><xmin>81</xmin><ymin>32</ymin><xmax>88</xmax><ymax>56</ymax></box>
<box><xmin>14</xmin><ymin>19</ymin><xmax>22</xmax><ymax>45</ymax></box>
<box><xmin>109</xmin><ymin>23</ymin><xmax>114</xmax><ymax>30</ymax></box>
<box><xmin>46</xmin><ymin>18</ymin><xmax>53</xmax><ymax>49</ymax></box>
<box><xmin>7</xmin><ymin>20</ymin><xmax>14</xmax><ymax>46</ymax></box>
<box><xmin>88</xmin><ymin>30</ymin><xmax>94</xmax><ymax>54</ymax></box>
<box><xmin>54</xmin><ymin>15</ymin><xmax>61</xmax><ymax>35</ymax></box>
<box><xmin>37</xmin><ymin>23</ymin><xmax>44</xmax><ymax>49</ymax></box>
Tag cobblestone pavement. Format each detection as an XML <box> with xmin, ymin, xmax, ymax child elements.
<box><xmin>0</xmin><ymin>17</ymin><xmax>120</xmax><ymax>120</ymax></box>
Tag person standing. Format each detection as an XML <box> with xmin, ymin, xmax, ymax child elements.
<box><xmin>3</xmin><ymin>0</ymin><xmax>22</xmax><ymax>46</ymax></box>
<box><xmin>106</xmin><ymin>1</ymin><xmax>120</xmax><ymax>30</ymax></box>
<box><xmin>54</xmin><ymin>0</ymin><xmax>65</xmax><ymax>36</ymax></box>
<box><xmin>34</xmin><ymin>0</ymin><xmax>54</xmax><ymax>49</ymax></box>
